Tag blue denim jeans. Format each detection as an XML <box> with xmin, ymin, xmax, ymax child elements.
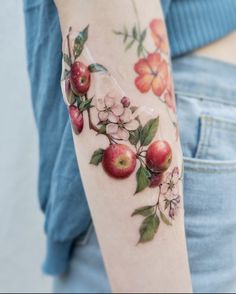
<box><xmin>54</xmin><ymin>55</ymin><xmax>236</xmax><ymax>293</ymax></box>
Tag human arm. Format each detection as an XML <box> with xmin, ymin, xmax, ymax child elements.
<box><xmin>54</xmin><ymin>0</ymin><xmax>192</xmax><ymax>292</ymax></box>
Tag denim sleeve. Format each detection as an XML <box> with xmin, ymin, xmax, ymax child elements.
<box><xmin>161</xmin><ymin>0</ymin><xmax>172</xmax><ymax>17</ymax></box>
<box><xmin>23</xmin><ymin>0</ymin><xmax>91</xmax><ymax>274</ymax></box>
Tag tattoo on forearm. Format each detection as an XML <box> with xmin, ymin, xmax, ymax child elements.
<box><xmin>114</xmin><ymin>1</ymin><xmax>178</xmax><ymax>133</ymax></box>
<box><xmin>61</xmin><ymin>8</ymin><xmax>182</xmax><ymax>243</ymax></box>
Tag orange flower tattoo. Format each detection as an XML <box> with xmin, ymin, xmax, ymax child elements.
<box><xmin>134</xmin><ymin>53</ymin><xmax>168</xmax><ymax>96</ymax></box>
<box><xmin>114</xmin><ymin>13</ymin><xmax>179</xmax><ymax>141</ymax></box>
<box><xmin>150</xmin><ymin>19</ymin><xmax>168</xmax><ymax>54</ymax></box>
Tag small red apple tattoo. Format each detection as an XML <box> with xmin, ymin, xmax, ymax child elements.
<box><xmin>149</xmin><ymin>172</ymin><xmax>164</xmax><ymax>188</ymax></box>
<box><xmin>146</xmin><ymin>140</ymin><xmax>172</xmax><ymax>173</ymax></box>
<box><xmin>62</xmin><ymin>24</ymin><xmax>182</xmax><ymax>244</ymax></box>
<box><xmin>69</xmin><ymin>105</ymin><xmax>84</xmax><ymax>134</ymax></box>
<box><xmin>62</xmin><ymin>25</ymin><xmax>108</xmax><ymax>136</ymax></box>
<box><xmin>70</xmin><ymin>61</ymin><xmax>91</xmax><ymax>95</ymax></box>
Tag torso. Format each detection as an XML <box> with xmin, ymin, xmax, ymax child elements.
<box><xmin>196</xmin><ymin>30</ymin><xmax>236</xmax><ymax>65</ymax></box>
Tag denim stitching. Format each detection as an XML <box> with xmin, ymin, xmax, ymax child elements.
<box><xmin>203</xmin><ymin>115</ymin><xmax>236</xmax><ymax>124</ymax></box>
<box><xmin>201</xmin><ymin>117</ymin><xmax>211</xmax><ymax>158</ymax></box>
<box><xmin>175</xmin><ymin>90</ymin><xmax>236</xmax><ymax>108</ymax></box>
<box><xmin>204</xmin><ymin>118</ymin><xmax>214</xmax><ymax>156</ymax></box>
<box><xmin>211</xmin><ymin>125</ymin><xmax>236</xmax><ymax>133</ymax></box>
<box><xmin>184</xmin><ymin>155</ymin><xmax>236</xmax><ymax>171</ymax></box>
<box><xmin>185</xmin><ymin>113</ymin><xmax>236</xmax><ymax>170</ymax></box>
<box><xmin>184</xmin><ymin>166</ymin><xmax>236</xmax><ymax>173</ymax></box>
<box><xmin>195</xmin><ymin>115</ymin><xmax>209</xmax><ymax>159</ymax></box>
<box><xmin>209</xmin><ymin>117</ymin><xmax>236</xmax><ymax>133</ymax></box>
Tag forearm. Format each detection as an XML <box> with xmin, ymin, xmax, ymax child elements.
<box><xmin>54</xmin><ymin>0</ymin><xmax>192</xmax><ymax>292</ymax></box>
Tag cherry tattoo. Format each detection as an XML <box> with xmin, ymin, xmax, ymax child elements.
<box><xmin>61</xmin><ymin>23</ymin><xmax>182</xmax><ymax>244</ymax></box>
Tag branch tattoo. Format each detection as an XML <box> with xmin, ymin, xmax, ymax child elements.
<box><xmin>62</xmin><ymin>8</ymin><xmax>182</xmax><ymax>243</ymax></box>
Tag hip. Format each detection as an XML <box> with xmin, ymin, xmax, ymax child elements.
<box><xmin>173</xmin><ymin>54</ymin><xmax>236</xmax><ymax>293</ymax></box>
<box><xmin>195</xmin><ymin>30</ymin><xmax>236</xmax><ymax>65</ymax></box>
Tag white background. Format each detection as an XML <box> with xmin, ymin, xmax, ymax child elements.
<box><xmin>0</xmin><ymin>1</ymin><xmax>51</xmax><ymax>292</ymax></box>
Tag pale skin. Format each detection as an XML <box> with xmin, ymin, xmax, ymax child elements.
<box><xmin>196</xmin><ymin>30</ymin><xmax>236</xmax><ymax>64</ymax></box>
<box><xmin>54</xmin><ymin>1</ymin><xmax>194</xmax><ymax>292</ymax></box>
<box><xmin>54</xmin><ymin>1</ymin><xmax>236</xmax><ymax>293</ymax></box>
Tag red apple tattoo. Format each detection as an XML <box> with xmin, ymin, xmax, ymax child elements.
<box><xmin>102</xmin><ymin>144</ymin><xmax>136</xmax><ymax>179</ymax></box>
<box><xmin>149</xmin><ymin>172</ymin><xmax>164</xmax><ymax>188</ymax></box>
<box><xmin>146</xmin><ymin>140</ymin><xmax>172</xmax><ymax>172</ymax></box>
<box><xmin>62</xmin><ymin>26</ymin><xmax>108</xmax><ymax>137</ymax></box>
<box><xmin>61</xmin><ymin>24</ymin><xmax>182</xmax><ymax>245</ymax></box>
<box><xmin>69</xmin><ymin>105</ymin><xmax>84</xmax><ymax>134</ymax></box>
<box><xmin>70</xmin><ymin>61</ymin><xmax>91</xmax><ymax>95</ymax></box>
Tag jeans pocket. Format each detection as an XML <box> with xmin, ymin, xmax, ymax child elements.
<box><xmin>182</xmin><ymin>113</ymin><xmax>236</xmax><ymax>172</ymax></box>
<box><xmin>182</xmin><ymin>117</ymin><xmax>236</xmax><ymax>292</ymax></box>
<box><xmin>195</xmin><ymin>115</ymin><xmax>236</xmax><ymax>161</ymax></box>
<box><xmin>183</xmin><ymin>160</ymin><xmax>236</xmax><ymax>293</ymax></box>
<box><xmin>174</xmin><ymin>57</ymin><xmax>236</xmax><ymax>292</ymax></box>
<box><xmin>176</xmin><ymin>93</ymin><xmax>236</xmax><ymax>166</ymax></box>
<box><xmin>176</xmin><ymin>93</ymin><xmax>236</xmax><ymax>291</ymax></box>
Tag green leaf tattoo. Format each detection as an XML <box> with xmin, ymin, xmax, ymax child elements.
<box><xmin>140</xmin><ymin>117</ymin><xmax>159</xmax><ymax>146</ymax></box>
<box><xmin>140</xmin><ymin>29</ymin><xmax>147</xmax><ymax>42</ymax></box>
<box><xmin>90</xmin><ymin>148</ymin><xmax>104</xmax><ymax>166</ymax></box>
<box><xmin>78</xmin><ymin>98</ymin><xmax>93</xmax><ymax>112</ymax></box>
<box><xmin>129</xmin><ymin>126</ymin><xmax>141</xmax><ymax>146</ymax></box>
<box><xmin>132</xmin><ymin>205</ymin><xmax>155</xmax><ymax>217</ymax></box>
<box><xmin>67</xmin><ymin>93</ymin><xmax>76</xmax><ymax>106</ymax></box>
<box><xmin>74</xmin><ymin>25</ymin><xmax>89</xmax><ymax>59</ymax></box>
<box><xmin>139</xmin><ymin>214</ymin><xmax>160</xmax><ymax>243</ymax></box>
<box><xmin>125</xmin><ymin>39</ymin><xmax>135</xmax><ymax>51</ymax></box>
<box><xmin>88</xmin><ymin>63</ymin><xmax>108</xmax><ymax>73</ymax></box>
<box><xmin>137</xmin><ymin>43</ymin><xmax>143</xmax><ymax>57</ymax></box>
<box><xmin>98</xmin><ymin>124</ymin><xmax>107</xmax><ymax>134</ymax></box>
<box><xmin>62</xmin><ymin>69</ymin><xmax>70</xmax><ymax>81</ymax></box>
<box><xmin>160</xmin><ymin>211</ymin><xmax>172</xmax><ymax>226</ymax></box>
<box><xmin>164</xmin><ymin>199</ymin><xmax>170</xmax><ymax>210</ymax></box>
<box><xmin>132</xmin><ymin>26</ymin><xmax>138</xmax><ymax>39</ymax></box>
<box><xmin>135</xmin><ymin>165</ymin><xmax>151</xmax><ymax>194</ymax></box>
<box><xmin>63</xmin><ymin>53</ymin><xmax>72</xmax><ymax>67</ymax></box>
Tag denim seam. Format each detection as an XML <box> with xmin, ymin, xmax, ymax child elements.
<box><xmin>188</xmin><ymin>113</ymin><xmax>236</xmax><ymax>163</ymax></box>
<box><xmin>184</xmin><ymin>166</ymin><xmax>236</xmax><ymax>173</ymax></box>
<box><xmin>203</xmin><ymin>115</ymin><xmax>236</xmax><ymax>131</ymax></box>
<box><xmin>211</xmin><ymin>124</ymin><xmax>236</xmax><ymax>133</ymax></box>
<box><xmin>203</xmin><ymin>118</ymin><xmax>214</xmax><ymax>158</ymax></box>
<box><xmin>195</xmin><ymin>115</ymin><xmax>210</xmax><ymax>159</ymax></box>
<box><xmin>202</xmin><ymin>116</ymin><xmax>236</xmax><ymax>139</ymax></box>
<box><xmin>175</xmin><ymin>90</ymin><xmax>236</xmax><ymax>108</ymax></box>
<box><xmin>184</xmin><ymin>156</ymin><xmax>236</xmax><ymax>171</ymax></box>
